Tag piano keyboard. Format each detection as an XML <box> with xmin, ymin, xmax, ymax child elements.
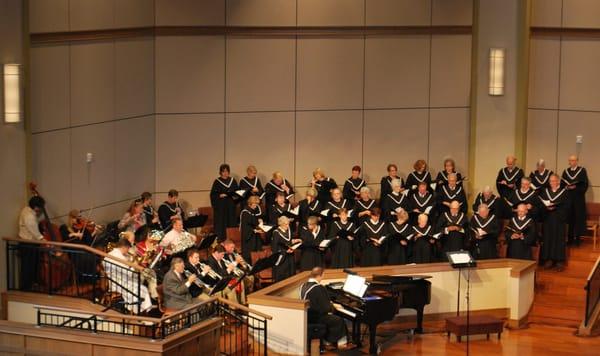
<box><xmin>333</xmin><ymin>303</ymin><xmax>357</xmax><ymax>318</ymax></box>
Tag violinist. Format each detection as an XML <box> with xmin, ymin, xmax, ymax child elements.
<box><xmin>141</xmin><ymin>192</ymin><xmax>161</xmax><ymax>229</ymax></box>
<box><xmin>59</xmin><ymin>209</ymin><xmax>99</xmax><ymax>245</ymax></box>
<box><xmin>18</xmin><ymin>196</ymin><xmax>46</xmax><ymax>289</ymax></box>
<box><xmin>118</xmin><ymin>199</ymin><xmax>147</xmax><ymax>233</ymax></box>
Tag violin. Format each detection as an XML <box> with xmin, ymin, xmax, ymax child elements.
<box><xmin>72</xmin><ymin>217</ymin><xmax>103</xmax><ymax>234</ymax></box>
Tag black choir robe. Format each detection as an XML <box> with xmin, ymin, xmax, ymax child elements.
<box><xmin>329</xmin><ymin>220</ymin><xmax>357</xmax><ymax>268</ymax></box>
<box><xmin>505</xmin><ymin>216</ymin><xmax>536</xmax><ymax>260</ymax></box>
<box><xmin>343</xmin><ymin>177</ymin><xmax>366</xmax><ymax>201</ymax></box>
<box><xmin>529</xmin><ymin>169</ymin><xmax>552</xmax><ymax>192</ymax></box>
<box><xmin>436</xmin><ymin>185</ymin><xmax>467</xmax><ymax>215</ymax></box>
<box><xmin>299</xmin><ymin>225</ymin><xmax>325</xmax><ymax>270</ymax></box>
<box><xmin>561</xmin><ymin>166</ymin><xmax>589</xmax><ymax>239</ymax></box>
<box><xmin>353</xmin><ymin>198</ymin><xmax>376</xmax><ymax>225</ymax></box>
<box><xmin>381</xmin><ymin>192</ymin><xmax>410</xmax><ymax>222</ymax></box>
<box><xmin>238</xmin><ymin>176</ymin><xmax>265</xmax><ymax>206</ymax></box>
<box><xmin>507</xmin><ymin>188</ymin><xmax>541</xmax><ymax>220</ymax></box>
<box><xmin>358</xmin><ymin>219</ymin><xmax>388</xmax><ymax>267</ymax></box>
<box><xmin>387</xmin><ymin>221</ymin><xmax>411</xmax><ymax>265</ymax></box>
<box><xmin>326</xmin><ymin>198</ymin><xmax>352</xmax><ymax>222</ymax></box>
<box><xmin>298</xmin><ymin>198</ymin><xmax>322</xmax><ymax>227</ymax></box>
<box><xmin>411</xmin><ymin>224</ymin><xmax>436</xmax><ymax>263</ymax></box>
<box><xmin>434</xmin><ymin>171</ymin><xmax>464</xmax><ymax>191</ymax></box>
<box><xmin>210</xmin><ymin>177</ymin><xmax>239</xmax><ymax>240</ymax></box>
<box><xmin>409</xmin><ymin>191</ymin><xmax>436</xmax><ymax>224</ymax></box>
<box><xmin>469</xmin><ymin>213</ymin><xmax>499</xmax><ymax>260</ymax></box>
<box><xmin>496</xmin><ymin>166</ymin><xmax>524</xmax><ymax>200</ymax></box>
<box><xmin>435</xmin><ymin>212</ymin><xmax>468</xmax><ymax>255</ymax></box>
<box><xmin>472</xmin><ymin>193</ymin><xmax>502</xmax><ymax>217</ymax></box>
<box><xmin>405</xmin><ymin>171</ymin><xmax>433</xmax><ymax>193</ymax></box>
<box><xmin>272</xmin><ymin>228</ymin><xmax>296</xmax><ymax>282</ymax></box>
<box><xmin>143</xmin><ymin>205</ymin><xmax>161</xmax><ymax>230</ymax></box>
<box><xmin>300</xmin><ymin>281</ymin><xmax>347</xmax><ymax>343</ymax></box>
<box><xmin>268</xmin><ymin>203</ymin><xmax>295</xmax><ymax>225</ymax></box>
<box><xmin>264</xmin><ymin>179</ymin><xmax>295</xmax><ymax>218</ymax></box>
<box><xmin>380</xmin><ymin>176</ymin><xmax>405</xmax><ymax>198</ymax></box>
<box><xmin>539</xmin><ymin>187</ymin><xmax>569</xmax><ymax>262</ymax></box>
<box><xmin>314</xmin><ymin>177</ymin><xmax>338</xmax><ymax>206</ymax></box>
<box><xmin>158</xmin><ymin>201</ymin><xmax>183</xmax><ymax>231</ymax></box>
<box><xmin>239</xmin><ymin>205</ymin><xmax>264</xmax><ymax>262</ymax></box>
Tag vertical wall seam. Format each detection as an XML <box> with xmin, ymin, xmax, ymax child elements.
<box><xmin>555</xmin><ymin>0</ymin><xmax>564</xmax><ymax>170</ymax></box>
<box><xmin>361</xmin><ymin>0</ymin><xmax>366</xmax><ymax>174</ymax></box>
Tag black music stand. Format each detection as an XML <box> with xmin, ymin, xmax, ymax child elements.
<box><xmin>209</xmin><ymin>276</ymin><xmax>234</xmax><ymax>296</ymax></box>
<box><xmin>229</xmin><ymin>252</ymin><xmax>281</xmax><ymax>289</ymax></box>
<box><xmin>446</xmin><ymin>250</ymin><xmax>476</xmax><ymax>356</ymax></box>
<box><xmin>197</xmin><ymin>233</ymin><xmax>217</xmax><ymax>251</ymax></box>
<box><xmin>184</xmin><ymin>214</ymin><xmax>208</xmax><ymax>229</ymax></box>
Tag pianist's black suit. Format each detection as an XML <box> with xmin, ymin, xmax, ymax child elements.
<box><xmin>301</xmin><ymin>281</ymin><xmax>346</xmax><ymax>344</ymax></box>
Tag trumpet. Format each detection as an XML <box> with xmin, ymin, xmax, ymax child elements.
<box><xmin>198</xmin><ymin>262</ymin><xmax>222</xmax><ymax>280</ymax></box>
<box><xmin>233</xmin><ymin>251</ymin><xmax>252</xmax><ymax>270</ymax></box>
<box><xmin>223</xmin><ymin>259</ymin><xmax>245</xmax><ymax>277</ymax></box>
<box><xmin>184</xmin><ymin>270</ymin><xmax>212</xmax><ymax>290</ymax></box>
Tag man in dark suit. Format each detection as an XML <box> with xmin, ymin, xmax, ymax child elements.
<box><xmin>163</xmin><ymin>257</ymin><xmax>200</xmax><ymax>310</ymax></box>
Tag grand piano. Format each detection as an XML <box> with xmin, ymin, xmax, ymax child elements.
<box><xmin>326</xmin><ymin>274</ymin><xmax>431</xmax><ymax>354</ymax></box>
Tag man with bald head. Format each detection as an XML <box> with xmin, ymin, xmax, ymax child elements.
<box><xmin>496</xmin><ymin>155</ymin><xmax>524</xmax><ymax>205</ymax></box>
<box><xmin>561</xmin><ymin>155</ymin><xmax>589</xmax><ymax>246</ymax></box>
<box><xmin>435</xmin><ymin>200</ymin><xmax>468</xmax><ymax>259</ymax></box>
<box><xmin>505</xmin><ymin>204</ymin><xmax>536</xmax><ymax>260</ymax></box>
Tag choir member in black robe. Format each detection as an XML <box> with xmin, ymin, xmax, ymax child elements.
<box><xmin>436</xmin><ymin>173</ymin><xmax>467</xmax><ymax>215</ymax></box>
<box><xmin>326</xmin><ymin>188</ymin><xmax>353</xmax><ymax>222</ymax></box>
<box><xmin>239</xmin><ymin>196</ymin><xmax>265</xmax><ymax>263</ymax></box>
<box><xmin>311</xmin><ymin>168</ymin><xmax>338</xmax><ymax>206</ymax></box>
<box><xmin>158</xmin><ymin>189</ymin><xmax>184</xmax><ymax>231</ymax></box>
<box><xmin>298</xmin><ymin>188</ymin><xmax>323</xmax><ymax>227</ymax></box>
<box><xmin>387</xmin><ymin>209</ymin><xmax>411</xmax><ymax>265</ymax></box>
<box><xmin>540</xmin><ymin>174</ymin><xmax>570</xmax><ymax>271</ymax></box>
<box><xmin>469</xmin><ymin>204</ymin><xmax>500</xmax><ymax>260</ymax></box>
<box><xmin>505</xmin><ymin>204</ymin><xmax>537</xmax><ymax>260</ymax></box>
<box><xmin>141</xmin><ymin>192</ymin><xmax>161</xmax><ymax>230</ymax></box>
<box><xmin>561</xmin><ymin>155</ymin><xmax>589</xmax><ymax>245</ymax></box>
<box><xmin>358</xmin><ymin>208</ymin><xmax>387</xmax><ymax>266</ymax></box>
<box><xmin>434</xmin><ymin>158</ymin><xmax>464</xmax><ymax>192</ymax></box>
<box><xmin>381</xmin><ymin>178</ymin><xmax>409</xmax><ymax>222</ymax></box>
<box><xmin>353</xmin><ymin>187</ymin><xmax>377</xmax><ymax>225</ymax></box>
<box><xmin>269</xmin><ymin>192</ymin><xmax>297</xmax><ymax>235</ymax></box>
<box><xmin>380</xmin><ymin>164</ymin><xmax>405</xmax><ymax>198</ymax></box>
<box><xmin>210</xmin><ymin>164</ymin><xmax>239</xmax><ymax>240</ymax></box>
<box><xmin>343</xmin><ymin>165</ymin><xmax>366</xmax><ymax>201</ymax></box>
<box><xmin>529</xmin><ymin>159</ymin><xmax>552</xmax><ymax>192</ymax></box>
<box><xmin>435</xmin><ymin>201</ymin><xmax>468</xmax><ymax>257</ymax></box>
<box><xmin>299</xmin><ymin>217</ymin><xmax>326</xmax><ymax>270</ymax></box>
<box><xmin>272</xmin><ymin>216</ymin><xmax>301</xmax><ymax>282</ymax></box>
<box><xmin>495</xmin><ymin>155</ymin><xmax>524</xmax><ymax>203</ymax></box>
<box><xmin>238</xmin><ymin>165</ymin><xmax>265</xmax><ymax>207</ymax></box>
<box><xmin>409</xmin><ymin>182</ymin><xmax>436</xmax><ymax>224</ymax></box>
<box><xmin>411</xmin><ymin>214</ymin><xmax>437</xmax><ymax>263</ymax></box>
<box><xmin>329</xmin><ymin>209</ymin><xmax>357</xmax><ymax>268</ymax></box>
<box><xmin>405</xmin><ymin>159</ymin><xmax>433</xmax><ymax>193</ymax></box>
<box><xmin>264</xmin><ymin>171</ymin><xmax>295</xmax><ymax>219</ymax></box>
<box><xmin>507</xmin><ymin>177</ymin><xmax>541</xmax><ymax>220</ymax></box>
<box><xmin>472</xmin><ymin>186</ymin><xmax>502</xmax><ymax>217</ymax></box>
<box><xmin>300</xmin><ymin>268</ymin><xmax>348</xmax><ymax>348</ymax></box>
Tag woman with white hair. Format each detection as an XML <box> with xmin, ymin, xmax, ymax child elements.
<box><xmin>387</xmin><ymin>208</ymin><xmax>411</xmax><ymax>265</ymax></box>
<box><xmin>469</xmin><ymin>203</ymin><xmax>500</xmax><ymax>260</ymax></box>
<box><xmin>472</xmin><ymin>186</ymin><xmax>500</xmax><ymax>217</ymax></box>
<box><xmin>354</xmin><ymin>186</ymin><xmax>376</xmax><ymax>225</ymax></box>
<box><xmin>381</xmin><ymin>178</ymin><xmax>409</xmax><ymax>222</ymax></box>
<box><xmin>529</xmin><ymin>159</ymin><xmax>553</xmax><ymax>191</ymax></box>
<box><xmin>272</xmin><ymin>216</ymin><xmax>302</xmax><ymax>281</ymax></box>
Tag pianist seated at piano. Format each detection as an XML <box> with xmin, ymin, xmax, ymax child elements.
<box><xmin>300</xmin><ymin>267</ymin><xmax>352</xmax><ymax>351</ymax></box>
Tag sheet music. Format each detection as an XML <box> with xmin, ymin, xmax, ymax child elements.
<box><xmin>320</xmin><ymin>209</ymin><xmax>330</xmax><ymax>217</ymax></box>
<box><xmin>430</xmin><ymin>182</ymin><xmax>437</xmax><ymax>190</ymax></box>
<box><xmin>451</xmin><ymin>253</ymin><xmax>471</xmax><ymax>264</ymax></box>
<box><xmin>289</xmin><ymin>206</ymin><xmax>300</xmax><ymax>216</ymax></box>
<box><xmin>258</xmin><ymin>223</ymin><xmax>273</xmax><ymax>232</ymax></box>
<box><xmin>290</xmin><ymin>242</ymin><xmax>302</xmax><ymax>250</ymax></box>
<box><xmin>235</xmin><ymin>189</ymin><xmax>246</xmax><ymax>197</ymax></box>
<box><xmin>319</xmin><ymin>239</ymin><xmax>331</xmax><ymax>248</ymax></box>
<box><xmin>424</xmin><ymin>206</ymin><xmax>433</xmax><ymax>214</ymax></box>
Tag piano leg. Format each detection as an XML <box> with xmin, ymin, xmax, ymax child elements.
<box><xmin>415</xmin><ymin>306</ymin><xmax>424</xmax><ymax>334</ymax></box>
<box><xmin>352</xmin><ymin>320</ymin><xmax>361</xmax><ymax>347</ymax></box>
<box><xmin>368</xmin><ymin>324</ymin><xmax>378</xmax><ymax>355</ymax></box>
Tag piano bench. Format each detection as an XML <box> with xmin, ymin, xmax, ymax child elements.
<box><xmin>307</xmin><ymin>323</ymin><xmax>326</xmax><ymax>355</ymax></box>
<box><xmin>446</xmin><ymin>315</ymin><xmax>504</xmax><ymax>342</ymax></box>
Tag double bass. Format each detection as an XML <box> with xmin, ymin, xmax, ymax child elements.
<box><xmin>29</xmin><ymin>182</ymin><xmax>73</xmax><ymax>292</ymax></box>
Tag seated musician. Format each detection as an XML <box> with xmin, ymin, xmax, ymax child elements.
<box><xmin>163</xmin><ymin>257</ymin><xmax>200</xmax><ymax>310</ymax></box>
<box><xmin>158</xmin><ymin>189</ymin><xmax>184</xmax><ymax>231</ymax></box>
<box><xmin>207</xmin><ymin>245</ymin><xmax>245</xmax><ymax>304</ymax></box>
<box><xmin>141</xmin><ymin>191</ymin><xmax>161</xmax><ymax>229</ymax></box>
<box><xmin>59</xmin><ymin>209</ymin><xmax>99</xmax><ymax>245</ymax></box>
<box><xmin>183</xmin><ymin>249</ymin><xmax>213</xmax><ymax>301</ymax></box>
<box><xmin>222</xmin><ymin>239</ymin><xmax>255</xmax><ymax>295</ymax></box>
<box><xmin>118</xmin><ymin>199</ymin><xmax>147</xmax><ymax>233</ymax></box>
<box><xmin>300</xmin><ymin>267</ymin><xmax>351</xmax><ymax>350</ymax></box>
<box><xmin>104</xmin><ymin>238</ymin><xmax>155</xmax><ymax>314</ymax></box>
<box><xmin>134</xmin><ymin>227</ymin><xmax>163</xmax><ymax>268</ymax></box>
<box><xmin>160</xmin><ymin>217</ymin><xmax>197</xmax><ymax>257</ymax></box>
<box><xmin>18</xmin><ymin>196</ymin><xmax>46</xmax><ymax>289</ymax></box>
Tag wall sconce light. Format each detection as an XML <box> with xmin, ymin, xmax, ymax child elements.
<box><xmin>3</xmin><ymin>63</ymin><xmax>22</xmax><ymax>123</ymax></box>
<box><xmin>489</xmin><ymin>48</ymin><xmax>505</xmax><ymax>96</ymax></box>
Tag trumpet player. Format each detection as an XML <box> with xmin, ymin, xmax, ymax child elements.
<box><xmin>184</xmin><ymin>249</ymin><xmax>214</xmax><ymax>301</ymax></box>
<box><xmin>223</xmin><ymin>239</ymin><xmax>254</xmax><ymax>295</ymax></box>
<box><xmin>207</xmin><ymin>245</ymin><xmax>245</xmax><ymax>305</ymax></box>
<box><xmin>163</xmin><ymin>257</ymin><xmax>201</xmax><ymax>310</ymax></box>
<box><xmin>160</xmin><ymin>218</ymin><xmax>197</xmax><ymax>256</ymax></box>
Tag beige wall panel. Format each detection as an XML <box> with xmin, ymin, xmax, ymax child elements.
<box><xmin>432</xmin><ymin>0</ymin><xmax>473</xmax><ymax>26</ymax></box>
<box><xmin>115</xmin><ymin>38</ymin><xmax>154</xmax><ymax>118</ymax></box>
<box><xmin>295</xmin><ymin>110</ymin><xmax>363</xmax><ymax>185</ymax></box>
<box><xmin>87</xmin><ymin>200</ymin><xmax>131</xmax><ymax>226</ymax></box>
<box><xmin>526</xmin><ymin>109</ymin><xmax>558</xmax><ymax>174</ymax></box>
<box><xmin>69</xmin><ymin>0</ymin><xmax>114</xmax><ymax>31</ymax></box>
<box><xmin>226</xmin><ymin>38</ymin><xmax>295</xmax><ymax>112</ymax></box>
<box><xmin>32</xmin><ymin>130</ymin><xmax>71</xmax><ymax>218</ymax></box>
<box><xmin>560</xmin><ymin>39</ymin><xmax>600</xmax><ymax>111</ymax></box>
<box><xmin>154</xmin><ymin>192</ymin><xmax>212</xmax><ymax>211</ymax></box>
<box><xmin>297</xmin><ymin>38</ymin><xmax>364</xmax><ymax>110</ymax></box>
<box><xmin>563</xmin><ymin>0</ymin><xmax>600</xmax><ymax>28</ymax></box>
<box><xmin>366</xmin><ymin>0</ymin><xmax>431</xmax><ymax>26</ymax></box>
<box><xmin>155</xmin><ymin>114</ymin><xmax>225</xmax><ymax>192</ymax></box>
<box><xmin>298</xmin><ymin>0</ymin><xmax>364</xmax><ymax>26</ymax></box>
<box><xmin>430</xmin><ymin>34</ymin><xmax>472</xmax><ymax>107</ymax></box>
<box><xmin>155</xmin><ymin>0</ymin><xmax>225</xmax><ymax>26</ymax></box>
<box><xmin>587</xmin><ymin>186</ymin><xmax>599</xmax><ymax>204</ymax></box>
<box><xmin>557</xmin><ymin>111</ymin><xmax>599</xmax><ymax>185</ymax></box>
<box><xmin>115</xmin><ymin>116</ymin><xmax>155</xmax><ymax>200</ymax></box>
<box><xmin>225</xmin><ymin>112</ymin><xmax>295</xmax><ymax>185</ymax></box>
<box><xmin>115</xmin><ymin>0</ymin><xmax>155</xmax><ymax>28</ymax></box>
<box><xmin>429</xmin><ymin>108</ymin><xmax>469</xmax><ymax>175</ymax></box>
<box><xmin>29</xmin><ymin>0</ymin><xmax>69</xmax><ymax>33</ymax></box>
<box><xmin>226</xmin><ymin>0</ymin><xmax>296</xmax><ymax>26</ymax></box>
<box><xmin>155</xmin><ymin>36</ymin><xmax>225</xmax><ymax>113</ymax></box>
<box><xmin>70</xmin><ymin>122</ymin><xmax>116</xmax><ymax>209</ymax></box>
<box><xmin>363</xmin><ymin>109</ymin><xmax>429</xmax><ymax>188</ymax></box>
<box><xmin>530</xmin><ymin>0</ymin><xmax>562</xmax><ymax>27</ymax></box>
<box><xmin>528</xmin><ymin>37</ymin><xmax>560</xmax><ymax>109</ymax></box>
<box><xmin>365</xmin><ymin>35</ymin><xmax>430</xmax><ymax>109</ymax></box>
<box><xmin>30</xmin><ymin>45</ymin><xmax>70</xmax><ymax>133</ymax></box>
<box><xmin>70</xmin><ymin>42</ymin><xmax>115</xmax><ymax>126</ymax></box>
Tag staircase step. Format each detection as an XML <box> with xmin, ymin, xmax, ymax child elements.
<box><xmin>530</xmin><ymin>304</ymin><xmax>583</xmax><ymax>321</ymax></box>
<box><xmin>528</xmin><ymin>315</ymin><xmax>581</xmax><ymax>328</ymax></box>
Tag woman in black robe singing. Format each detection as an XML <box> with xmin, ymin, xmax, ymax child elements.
<box><xmin>343</xmin><ymin>165</ymin><xmax>366</xmax><ymax>201</ymax></box>
<box><xmin>469</xmin><ymin>203</ymin><xmax>500</xmax><ymax>260</ymax></box>
<box><xmin>353</xmin><ymin>186</ymin><xmax>377</xmax><ymax>225</ymax></box>
<box><xmin>238</xmin><ymin>165</ymin><xmax>265</xmax><ymax>207</ymax></box>
<box><xmin>299</xmin><ymin>216</ymin><xmax>325</xmax><ymax>270</ymax></box>
<box><xmin>329</xmin><ymin>208</ymin><xmax>357</xmax><ymax>268</ymax></box>
<box><xmin>561</xmin><ymin>155</ymin><xmax>589</xmax><ymax>246</ymax></box>
<box><xmin>387</xmin><ymin>209</ymin><xmax>411</xmax><ymax>265</ymax></box>
<box><xmin>380</xmin><ymin>163</ymin><xmax>404</xmax><ymax>198</ymax></box>
<box><xmin>358</xmin><ymin>208</ymin><xmax>387</xmax><ymax>266</ymax></box>
<box><xmin>272</xmin><ymin>216</ymin><xmax>301</xmax><ymax>282</ymax></box>
<box><xmin>264</xmin><ymin>171</ymin><xmax>295</xmax><ymax>219</ymax></box>
<box><xmin>540</xmin><ymin>174</ymin><xmax>570</xmax><ymax>271</ymax></box>
<box><xmin>239</xmin><ymin>195</ymin><xmax>265</xmax><ymax>262</ymax></box>
<box><xmin>210</xmin><ymin>164</ymin><xmax>239</xmax><ymax>240</ymax></box>
<box><xmin>411</xmin><ymin>213</ymin><xmax>437</xmax><ymax>263</ymax></box>
<box><xmin>381</xmin><ymin>178</ymin><xmax>409</xmax><ymax>222</ymax></box>
<box><xmin>405</xmin><ymin>159</ymin><xmax>433</xmax><ymax>193</ymax></box>
<box><xmin>505</xmin><ymin>204</ymin><xmax>536</xmax><ymax>260</ymax></box>
<box><xmin>298</xmin><ymin>188</ymin><xmax>322</xmax><ymax>227</ymax></box>
<box><xmin>311</xmin><ymin>168</ymin><xmax>338</xmax><ymax>206</ymax></box>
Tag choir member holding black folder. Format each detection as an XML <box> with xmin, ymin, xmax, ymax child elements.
<box><xmin>298</xmin><ymin>188</ymin><xmax>322</xmax><ymax>227</ymax></box>
<box><xmin>381</xmin><ymin>178</ymin><xmax>409</xmax><ymax>222</ymax></box>
<box><xmin>561</xmin><ymin>155</ymin><xmax>589</xmax><ymax>246</ymax></box>
<box><xmin>358</xmin><ymin>208</ymin><xmax>387</xmax><ymax>266</ymax></box>
<box><xmin>507</xmin><ymin>177</ymin><xmax>541</xmax><ymax>220</ymax></box>
<box><xmin>272</xmin><ymin>216</ymin><xmax>301</xmax><ymax>282</ymax></box>
<box><xmin>411</xmin><ymin>213</ymin><xmax>437</xmax><ymax>263</ymax></box>
<box><xmin>405</xmin><ymin>160</ymin><xmax>433</xmax><ymax>193</ymax></box>
<box><xmin>239</xmin><ymin>195</ymin><xmax>265</xmax><ymax>262</ymax></box>
<box><xmin>529</xmin><ymin>159</ymin><xmax>552</xmax><ymax>192</ymax></box>
<box><xmin>380</xmin><ymin>164</ymin><xmax>404</xmax><ymax>198</ymax></box>
<box><xmin>387</xmin><ymin>208</ymin><xmax>411</xmax><ymax>265</ymax></box>
<box><xmin>496</xmin><ymin>156</ymin><xmax>524</xmax><ymax>217</ymax></box>
<box><xmin>311</xmin><ymin>168</ymin><xmax>338</xmax><ymax>206</ymax></box>
<box><xmin>469</xmin><ymin>203</ymin><xmax>500</xmax><ymax>260</ymax></box>
<box><xmin>435</xmin><ymin>158</ymin><xmax>464</xmax><ymax>191</ymax></box>
<box><xmin>343</xmin><ymin>165</ymin><xmax>366</xmax><ymax>201</ymax></box>
<box><xmin>437</xmin><ymin>173</ymin><xmax>467</xmax><ymax>215</ymax></box>
<box><xmin>505</xmin><ymin>204</ymin><xmax>537</xmax><ymax>260</ymax></box>
<box><xmin>472</xmin><ymin>186</ymin><xmax>501</xmax><ymax>217</ymax></box>
<box><xmin>238</xmin><ymin>165</ymin><xmax>265</xmax><ymax>206</ymax></box>
<box><xmin>329</xmin><ymin>208</ymin><xmax>356</xmax><ymax>268</ymax></box>
<box><xmin>210</xmin><ymin>164</ymin><xmax>239</xmax><ymax>240</ymax></box>
<box><xmin>326</xmin><ymin>188</ymin><xmax>352</xmax><ymax>222</ymax></box>
<box><xmin>264</xmin><ymin>171</ymin><xmax>295</xmax><ymax>218</ymax></box>
<box><xmin>540</xmin><ymin>174</ymin><xmax>570</xmax><ymax>271</ymax></box>
<box><xmin>299</xmin><ymin>216</ymin><xmax>326</xmax><ymax>270</ymax></box>
<box><xmin>353</xmin><ymin>187</ymin><xmax>376</xmax><ymax>225</ymax></box>
<box><xmin>435</xmin><ymin>201</ymin><xmax>468</xmax><ymax>258</ymax></box>
<box><xmin>409</xmin><ymin>181</ymin><xmax>436</xmax><ymax>224</ymax></box>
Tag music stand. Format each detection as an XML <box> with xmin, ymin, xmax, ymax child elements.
<box><xmin>230</xmin><ymin>252</ymin><xmax>281</xmax><ymax>289</ymax></box>
<box><xmin>446</xmin><ymin>250</ymin><xmax>476</xmax><ymax>356</ymax></box>
<box><xmin>184</xmin><ymin>214</ymin><xmax>208</xmax><ymax>229</ymax></box>
<box><xmin>209</xmin><ymin>276</ymin><xmax>234</xmax><ymax>296</ymax></box>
